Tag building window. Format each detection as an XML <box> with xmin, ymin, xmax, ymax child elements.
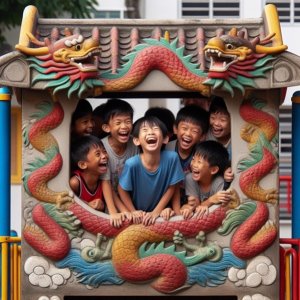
<box><xmin>266</xmin><ymin>0</ymin><xmax>300</xmax><ymax>23</ymax></box>
<box><xmin>93</xmin><ymin>10</ymin><xmax>121</xmax><ymax>19</ymax></box>
<box><xmin>181</xmin><ymin>0</ymin><xmax>240</xmax><ymax>19</ymax></box>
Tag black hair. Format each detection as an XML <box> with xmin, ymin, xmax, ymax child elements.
<box><xmin>194</xmin><ymin>140</ymin><xmax>229</xmax><ymax>176</ymax></box>
<box><xmin>209</xmin><ymin>96</ymin><xmax>230</xmax><ymax>116</ymax></box>
<box><xmin>71</xmin><ymin>99</ymin><xmax>93</xmax><ymax>126</ymax></box>
<box><xmin>133</xmin><ymin>115</ymin><xmax>168</xmax><ymax>138</ymax></box>
<box><xmin>93</xmin><ymin>103</ymin><xmax>106</xmax><ymax>118</ymax></box>
<box><xmin>102</xmin><ymin>98</ymin><xmax>134</xmax><ymax>124</ymax></box>
<box><xmin>132</xmin><ymin>116</ymin><xmax>168</xmax><ymax>151</ymax></box>
<box><xmin>71</xmin><ymin>135</ymin><xmax>104</xmax><ymax>170</ymax></box>
<box><xmin>93</xmin><ymin>103</ymin><xmax>108</xmax><ymax>139</ymax></box>
<box><xmin>175</xmin><ymin>104</ymin><xmax>209</xmax><ymax>134</ymax></box>
<box><xmin>144</xmin><ymin>107</ymin><xmax>175</xmax><ymax>136</ymax></box>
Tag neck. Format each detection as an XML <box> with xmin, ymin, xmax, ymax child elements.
<box><xmin>177</xmin><ymin>143</ymin><xmax>193</xmax><ymax>159</ymax></box>
<box><xmin>140</xmin><ymin>151</ymin><xmax>160</xmax><ymax>172</ymax></box>
<box><xmin>108</xmin><ymin>136</ymin><xmax>127</xmax><ymax>155</ymax></box>
<box><xmin>198</xmin><ymin>177</ymin><xmax>212</xmax><ymax>192</ymax></box>
<box><xmin>80</xmin><ymin>171</ymin><xmax>99</xmax><ymax>189</ymax></box>
<box><xmin>217</xmin><ymin>135</ymin><xmax>230</xmax><ymax>146</ymax></box>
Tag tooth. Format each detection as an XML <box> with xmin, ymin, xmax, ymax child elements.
<box><xmin>223</xmin><ymin>61</ymin><xmax>226</xmax><ymax>67</ymax></box>
<box><xmin>218</xmin><ymin>51</ymin><xmax>222</xmax><ymax>57</ymax></box>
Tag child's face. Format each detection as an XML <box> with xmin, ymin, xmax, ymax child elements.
<box><xmin>73</xmin><ymin>113</ymin><xmax>95</xmax><ymax>137</ymax></box>
<box><xmin>209</xmin><ymin>112</ymin><xmax>231</xmax><ymax>140</ymax></box>
<box><xmin>190</xmin><ymin>154</ymin><xmax>217</xmax><ymax>182</ymax></box>
<box><xmin>175</xmin><ymin>121</ymin><xmax>204</xmax><ymax>152</ymax></box>
<box><xmin>83</xmin><ymin>145</ymin><xmax>108</xmax><ymax>175</ymax></box>
<box><xmin>134</xmin><ymin>122</ymin><xmax>168</xmax><ymax>152</ymax></box>
<box><xmin>103</xmin><ymin>114</ymin><xmax>133</xmax><ymax>144</ymax></box>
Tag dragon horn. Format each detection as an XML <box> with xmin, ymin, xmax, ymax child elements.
<box><xmin>255</xmin><ymin>4</ymin><xmax>288</xmax><ymax>54</ymax></box>
<box><xmin>15</xmin><ymin>44</ymin><xmax>49</xmax><ymax>55</ymax></box>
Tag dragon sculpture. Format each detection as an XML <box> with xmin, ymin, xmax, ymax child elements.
<box><xmin>17</xmin><ymin>4</ymin><xmax>285</xmax><ymax>295</ymax></box>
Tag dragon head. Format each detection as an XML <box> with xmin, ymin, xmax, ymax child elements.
<box><xmin>51</xmin><ymin>29</ymin><xmax>101</xmax><ymax>72</ymax></box>
<box><xmin>204</xmin><ymin>29</ymin><xmax>254</xmax><ymax>72</ymax></box>
<box><xmin>203</xmin><ymin>28</ymin><xmax>287</xmax><ymax>97</ymax></box>
<box><xmin>16</xmin><ymin>27</ymin><xmax>103</xmax><ymax>99</ymax></box>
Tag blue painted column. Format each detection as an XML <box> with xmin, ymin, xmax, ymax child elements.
<box><xmin>0</xmin><ymin>86</ymin><xmax>11</xmax><ymax>299</ymax></box>
<box><xmin>0</xmin><ymin>86</ymin><xmax>11</xmax><ymax>237</ymax></box>
<box><xmin>292</xmin><ymin>91</ymin><xmax>300</xmax><ymax>238</ymax></box>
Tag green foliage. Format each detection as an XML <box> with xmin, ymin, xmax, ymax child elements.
<box><xmin>0</xmin><ymin>0</ymin><xmax>98</xmax><ymax>46</ymax></box>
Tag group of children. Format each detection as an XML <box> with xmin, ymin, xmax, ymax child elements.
<box><xmin>69</xmin><ymin>96</ymin><xmax>233</xmax><ymax>227</ymax></box>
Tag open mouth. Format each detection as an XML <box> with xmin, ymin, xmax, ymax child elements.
<box><xmin>70</xmin><ymin>48</ymin><xmax>100</xmax><ymax>72</ymax></box>
<box><xmin>205</xmin><ymin>49</ymin><xmax>237</xmax><ymax>71</ymax></box>
<box><xmin>146</xmin><ymin>137</ymin><xmax>157</xmax><ymax>144</ymax></box>
<box><xmin>98</xmin><ymin>163</ymin><xmax>107</xmax><ymax>171</ymax></box>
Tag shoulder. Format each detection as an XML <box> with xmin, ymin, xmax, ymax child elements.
<box><xmin>124</xmin><ymin>154</ymin><xmax>140</xmax><ymax>166</ymax></box>
<box><xmin>69</xmin><ymin>175</ymin><xmax>80</xmax><ymax>192</ymax></box>
<box><xmin>162</xmin><ymin>150</ymin><xmax>178</xmax><ymax>158</ymax></box>
<box><xmin>212</xmin><ymin>176</ymin><xmax>224</xmax><ymax>189</ymax></box>
<box><xmin>126</xmin><ymin>137</ymin><xmax>139</xmax><ymax>154</ymax></box>
<box><xmin>165</xmin><ymin>140</ymin><xmax>177</xmax><ymax>151</ymax></box>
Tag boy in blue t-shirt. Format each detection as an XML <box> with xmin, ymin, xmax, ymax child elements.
<box><xmin>118</xmin><ymin>116</ymin><xmax>184</xmax><ymax>225</ymax></box>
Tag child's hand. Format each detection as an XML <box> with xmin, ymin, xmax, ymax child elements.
<box><xmin>194</xmin><ymin>204</ymin><xmax>209</xmax><ymax>218</ymax></box>
<box><xmin>160</xmin><ymin>208</ymin><xmax>175</xmax><ymax>220</ymax></box>
<box><xmin>210</xmin><ymin>191</ymin><xmax>231</xmax><ymax>205</ymax></box>
<box><xmin>180</xmin><ymin>207</ymin><xmax>194</xmax><ymax>219</ymax></box>
<box><xmin>131</xmin><ymin>210</ymin><xmax>144</xmax><ymax>224</ymax></box>
<box><xmin>187</xmin><ymin>197</ymin><xmax>200</xmax><ymax>209</ymax></box>
<box><xmin>88</xmin><ymin>198</ymin><xmax>105</xmax><ymax>211</ymax></box>
<box><xmin>109</xmin><ymin>212</ymin><xmax>125</xmax><ymax>228</ymax></box>
<box><xmin>142</xmin><ymin>211</ymin><xmax>160</xmax><ymax>226</ymax></box>
<box><xmin>224</xmin><ymin>167</ymin><xmax>234</xmax><ymax>183</ymax></box>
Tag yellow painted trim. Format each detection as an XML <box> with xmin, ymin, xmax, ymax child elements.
<box><xmin>285</xmin><ymin>254</ymin><xmax>291</xmax><ymax>300</ymax></box>
<box><xmin>292</xmin><ymin>96</ymin><xmax>300</xmax><ymax>104</ymax></box>
<box><xmin>11</xmin><ymin>107</ymin><xmax>22</xmax><ymax>184</ymax></box>
<box><xmin>1</xmin><ymin>242</ymin><xmax>8</xmax><ymax>300</ymax></box>
<box><xmin>0</xmin><ymin>236</ymin><xmax>21</xmax><ymax>243</ymax></box>
<box><xmin>0</xmin><ymin>94</ymin><xmax>11</xmax><ymax>101</ymax></box>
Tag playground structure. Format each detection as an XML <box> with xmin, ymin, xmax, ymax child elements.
<box><xmin>1</xmin><ymin>3</ymin><xmax>300</xmax><ymax>300</ymax></box>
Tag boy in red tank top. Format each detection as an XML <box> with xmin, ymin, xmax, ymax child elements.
<box><xmin>70</xmin><ymin>135</ymin><xmax>125</xmax><ymax>227</ymax></box>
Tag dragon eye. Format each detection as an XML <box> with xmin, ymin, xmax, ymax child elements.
<box><xmin>226</xmin><ymin>44</ymin><xmax>235</xmax><ymax>50</ymax></box>
<box><xmin>75</xmin><ymin>44</ymin><xmax>82</xmax><ymax>51</ymax></box>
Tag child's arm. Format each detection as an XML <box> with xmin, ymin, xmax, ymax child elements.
<box><xmin>224</xmin><ymin>167</ymin><xmax>234</xmax><ymax>189</ymax></box>
<box><xmin>112</xmin><ymin>190</ymin><xmax>133</xmax><ymax>221</ymax></box>
<box><xmin>143</xmin><ymin>184</ymin><xmax>176</xmax><ymax>226</ymax></box>
<box><xmin>118</xmin><ymin>184</ymin><xmax>144</xmax><ymax>224</ymax></box>
<box><xmin>161</xmin><ymin>183</ymin><xmax>180</xmax><ymax>220</ymax></box>
<box><xmin>69</xmin><ymin>176</ymin><xmax>80</xmax><ymax>196</ymax></box>
<box><xmin>102</xmin><ymin>180</ymin><xmax>126</xmax><ymax>228</ymax></box>
<box><xmin>180</xmin><ymin>196</ymin><xmax>200</xmax><ymax>219</ymax></box>
<box><xmin>194</xmin><ymin>190</ymin><xmax>231</xmax><ymax>218</ymax></box>
<box><xmin>160</xmin><ymin>184</ymin><xmax>180</xmax><ymax>221</ymax></box>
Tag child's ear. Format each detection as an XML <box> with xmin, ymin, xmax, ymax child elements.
<box><xmin>78</xmin><ymin>161</ymin><xmax>87</xmax><ymax>170</ymax></box>
<box><xmin>102</xmin><ymin>124</ymin><xmax>111</xmax><ymax>133</ymax></box>
<box><xmin>133</xmin><ymin>137</ymin><xmax>141</xmax><ymax>146</ymax></box>
<box><xmin>210</xmin><ymin>166</ymin><xmax>219</xmax><ymax>175</ymax></box>
<box><xmin>163</xmin><ymin>135</ymin><xmax>169</xmax><ymax>144</ymax></box>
